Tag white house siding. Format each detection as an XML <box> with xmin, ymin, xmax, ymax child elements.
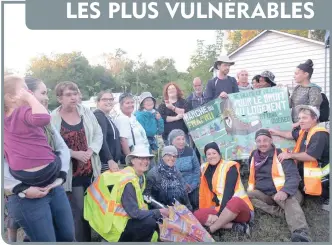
<box><xmin>227</xmin><ymin>31</ymin><xmax>330</xmax><ymax>99</ymax></box>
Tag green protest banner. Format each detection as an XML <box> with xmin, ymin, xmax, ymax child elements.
<box><xmin>184</xmin><ymin>87</ymin><xmax>295</xmax><ymax>160</ymax></box>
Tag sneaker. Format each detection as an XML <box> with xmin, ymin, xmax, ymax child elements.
<box><xmin>291</xmin><ymin>229</ymin><xmax>312</xmax><ymax>242</ymax></box>
<box><xmin>232</xmin><ymin>223</ymin><xmax>251</xmax><ymax>236</ymax></box>
<box><xmin>322</xmin><ymin>198</ymin><xmax>329</xmax><ymax>212</ymax></box>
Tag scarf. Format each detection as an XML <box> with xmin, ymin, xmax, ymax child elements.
<box><xmin>143</xmin><ymin>109</ymin><xmax>156</xmax><ymax>114</ymax></box>
<box><xmin>158</xmin><ymin>160</ymin><xmax>184</xmax><ymax>205</ymax></box>
<box><xmin>253</xmin><ymin>150</ymin><xmax>270</xmax><ymax>171</ymax></box>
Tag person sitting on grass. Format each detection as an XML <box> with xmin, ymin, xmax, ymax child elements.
<box><xmin>247</xmin><ymin>129</ymin><xmax>312</xmax><ymax>242</ymax></box>
<box><xmin>194</xmin><ymin>142</ymin><xmax>254</xmax><ymax>236</ymax></box>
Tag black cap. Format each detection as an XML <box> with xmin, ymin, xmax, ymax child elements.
<box><xmin>255</xmin><ymin>129</ymin><xmax>272</xmax><ymax>140</ymax></box>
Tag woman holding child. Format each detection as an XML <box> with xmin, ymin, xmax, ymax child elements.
<box><xmin>4</xmin><ymin>75</ymin><xmax>75</xmax><ymax>242</ymax></box>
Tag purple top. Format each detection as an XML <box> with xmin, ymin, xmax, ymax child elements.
<box><xmin>4</xmin><ymin>106</ymin><xmax>55</xmax><ymax>170</ymax></box>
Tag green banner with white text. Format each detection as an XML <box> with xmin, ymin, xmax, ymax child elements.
<box><xmin>184</xmin><ymin>87</ymin><xmax>295</xmax><ymax>160</ymax></box>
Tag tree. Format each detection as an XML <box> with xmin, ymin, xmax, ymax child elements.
<box><xmin>310</xmin><ymin>30</ymin><xmax>327</xmax><ymax>42</ymax></box>
<box><xmin>225</xmin><ymin>30</ymin><xmax>328</xmax><ymax>53</ymax></box>
<box><xmin>27</xmin><ymin>52</ymin><xmax>114</xmax><ymax>109</ymax></box>
<box><xmin>186</xmin><ymin>30</ymin><xmax>224</xmax><ymax>91</ymax></box>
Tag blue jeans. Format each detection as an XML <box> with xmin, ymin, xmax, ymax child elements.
<box><xmin>6</xmin><ymin>186</ymin><xmax>75</xmax><ymax>242</ymax></box>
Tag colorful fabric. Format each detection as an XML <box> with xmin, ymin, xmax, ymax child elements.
<box><xmin>158</xmin><ymin>200</ymin><xmax>215</xmax><ymax>242</ymax></box>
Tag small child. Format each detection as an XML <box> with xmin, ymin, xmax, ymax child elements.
<box><xmin>4</xmin><ymin>75</ymin><xmax>65</xmax><ymax>193</ymax></box>
<box><xmin>136</xmin><ymin>92</ymin><xmax>164</xmax><ymax>152</ymax></box>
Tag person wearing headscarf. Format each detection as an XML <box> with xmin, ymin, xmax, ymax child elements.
<box><xmin>195</xmin><ymin>142</ymin><xmax>254</xmax><ymax>236</ymax></box>
<box><xmin>144</xmin><ymin>145</ymin><xmax>192</xmax><ymax>211</ymax></box>
<box><xmin>290</xmin><ymin>59</ymin><xmax>323</xmax><ymax>125</ymax></box>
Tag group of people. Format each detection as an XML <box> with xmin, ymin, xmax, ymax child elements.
<box><xmin>3</xmin><ymin>53</ymin><xmax>329</xmax><ymax>243</ymax></box>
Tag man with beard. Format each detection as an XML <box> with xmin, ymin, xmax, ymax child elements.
<box><xmin>205</xmin><ymin>55</ymin><xmax>239</xmax><ymax>102</ymax></box>
<box><xmin>247</xmin><ymin>129</ymin><xmax>311</xmax><ymax>242</ymax></box>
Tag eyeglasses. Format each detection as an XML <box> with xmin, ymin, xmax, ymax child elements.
<box><xmin>101</xmin><ymin>98</ymin><xmax>114</xmax><ymax>102</ymax></box>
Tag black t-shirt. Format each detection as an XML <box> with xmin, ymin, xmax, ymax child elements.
<box><xmin>292</xmin><ymin>126</ymin><xmax>329</xmax><ymax>177</ymax></box>
<box><xmin>158</xmin><ymin>98</ymin><xmax>189</xmax><ymax>140</ymax></box>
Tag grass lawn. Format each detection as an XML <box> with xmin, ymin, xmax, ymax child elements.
<box><xmin>212</xmin><ymin>196</ymin><xmax>329</xmax><ymax>242</ymax></box>
<box><xmin>4</xmin><ymin>194</ymin><xmax>329</xmax><ymax>243</ymax></box>
<box><xmin>3</xmin><ymin>166</ymin><xmax>330</xmax><ymax>243</ymax></box>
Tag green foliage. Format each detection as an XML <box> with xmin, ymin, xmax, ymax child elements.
<box><xmin>25</xmin><ymin>30</ymin><xmax>226</xmax><ymax>108</ymax></box>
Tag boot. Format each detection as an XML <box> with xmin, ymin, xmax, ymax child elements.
<box><xmin>221</xmin><ymin>99</ymin><xmax>262</xmax><ymax>135</ymax></box>
<box><xmin>291</xmin><ymin>229</ymin><xmax>312</xmax><ymax>242</ymax></box>
<box><xmin>231</xmin><ymin>223</ymin><xmax>251</xmax><ymax>237</ymax></box>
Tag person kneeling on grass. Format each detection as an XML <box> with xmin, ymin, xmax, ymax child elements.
<box><xmin>84</xmin><ymin>145</ymin><xmax>169</xmax><ymax>242</ymax></box>
<box><xmin>247</xmin><ymin>129</ymin><xmax>311</xmax><ymax>242</ymax></box>
<box><xmin>194</xmin><ymin>142</ymin><xmax>254</xmax><ymax>236</ymax></box>
<box><xmin>269</xmin><ymin>105</ymin><xmax>329</xmax><ymax>211</ymax></box>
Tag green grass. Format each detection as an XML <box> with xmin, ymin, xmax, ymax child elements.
<box><xmin>212</xmin><ymin>196</ymin><xmax>329</xmax><ymax>242</ymax></box>
<box><xmin>4</xmin><ymin>161</ymin><xmax>329</xmax><ymax>243</ymax></box>
<box><xmin>5</xmin><ymin>195</ymin><xmax>329</xmax><ymax>243</ymax></box>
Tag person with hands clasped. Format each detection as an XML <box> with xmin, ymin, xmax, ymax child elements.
<box><xmin>4</xmin><ymin>75</ymin><xmax>74</xmax><ymax>242</ymax></box>
<box><xmin>136</xmin><ymin>92</ymin><xmax>164</xmax><ymax>154</ymax></box>
<box><xmin>94</xmin><ymin>90</ymin><xmax>122</xmax><ymax>173</ymax></box>
<box><xmin>158</xmin><ymin>82</ymin><xmax>190</xmax><ymax>145</ymax></box>
<box><xmin>247</xmin><ymin>129</ymin><xmax>311</xmax><ymax>242</ymax></box>
<box><xmin>51</xmin><ymin>81</ymin><xmax>103</xmax><ymax>242</ymax></box>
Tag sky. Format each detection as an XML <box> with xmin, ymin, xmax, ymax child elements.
<box><xmin>4</xmin><ymin>4</ymin><xmax>222</xmax><ymax>74</ymax></box>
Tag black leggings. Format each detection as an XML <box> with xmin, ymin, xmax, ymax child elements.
<box><xmin>10</xmin><ymin>155</ymin><xmax>61</xmax><ymax>187</ymax></box>
<box><xmin>118</xmin><ymin>216</ymin><xmax>158</xmax><ymax>242</ymax></box>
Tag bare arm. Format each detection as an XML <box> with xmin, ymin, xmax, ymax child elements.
<box><xmin>26</xmin><ymin>93</ymin><xmax>49</xmax><ymax>115</ymax></box>
<box><xmin>269</xmin><ymin>129</ymin><xmax>294</xmax><ymax>140</ymax></box>
<box><xmin>120</xmin><ymin>137</ymin><xmax>131</xmax><ymax>156</ymax></box>
<box><xmin>166</xmin><ymin>115</ymin><xmax>181</xmax><ymax>122</ymax></box>
<box><xmin>290</xmin><ymin>152</ymin><xmax>317</xmax><ymax>162</ymax></box>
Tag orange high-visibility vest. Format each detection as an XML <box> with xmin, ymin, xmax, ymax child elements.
<box><xmin>199</xmin><ymin>160</ymin><xmax>254</xmax><ymax>212</ymax></box>
<box><xmin>247</xmin><ymin>149</ymin><xmax>285</xmax><ymax>192</ymax></box>
<box><xmin>293</xmin><ymin>126</ymin><xmax>329</xmax><ymax>196</ymax></box>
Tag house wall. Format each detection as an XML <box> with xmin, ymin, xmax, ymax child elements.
<box><xmin>228</xmin><ymin>31</ymin><xmax>330</xmax><ymax>98</ymax></box>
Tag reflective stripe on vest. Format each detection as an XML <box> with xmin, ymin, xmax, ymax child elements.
<box><xmin>87</xmin><ymin>179</ymin><xmax>108</xmax><ymax>214</ymax></box>
<box><xmin>293</xmin><ymin>126</ymin><xmax>329</xmax><ymax>196</ymax></box>
<box><xmin>248</xmin><ymin>149</ymin><xmax>285</xmax><ymax>192</ymax></box>
<box><xmin>322</xmin><ymin>164</ymin><xmax>330</xmax><ymax>177</ymax></box>
<box><xmin>200</xmin><ymin>160</ymin><xmax>253</xmax><ymax>211</ymax></box>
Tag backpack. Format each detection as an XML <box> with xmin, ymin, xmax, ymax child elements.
<box><xmin>319</xmin><ymin>93</ymin><xmax>330</xmax><ymax>122</ymax></box>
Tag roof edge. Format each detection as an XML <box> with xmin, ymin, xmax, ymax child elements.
<box><xmin>228</xmin><ymin>30</ymin><xmax>325</xmax><ymax>57</ymax></box>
